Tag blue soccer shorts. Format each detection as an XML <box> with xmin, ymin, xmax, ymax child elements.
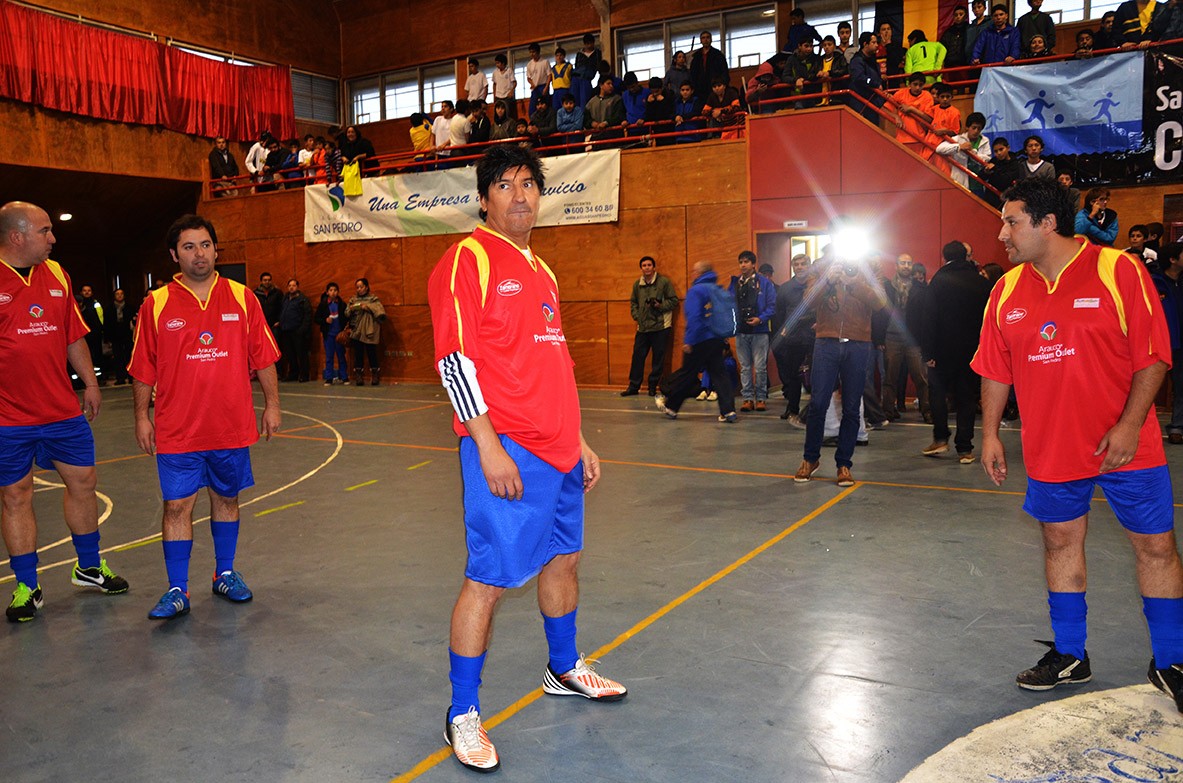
<box><xmin>1023</xmin><ymin>465</ymin><xmax>1174</xmax><ymax>535</ymax></box>
<box><xmin>0</xmin><ymin>414</ymin><xmax>95</xmax><ymax>486</ymax></box>
<box><xmin>459</xmin><ymin>434</ymin><xmax>584</xmax><ymax>588</ymax></box>
<box><xmin>156</xmin><ymin>447</ymin><xmax>255</xmax><ymax>502</ymax></box>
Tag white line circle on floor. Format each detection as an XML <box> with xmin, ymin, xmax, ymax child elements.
<box><xmin>900</xmin><ymin>685</ymin><xmax>1183</xmax><ymax>782</ymax></box>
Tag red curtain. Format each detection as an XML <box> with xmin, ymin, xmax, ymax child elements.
<box><xmin>0</xmin><ymin>1</ymin><xmax>295</xmax><ymax>141</ymax></box>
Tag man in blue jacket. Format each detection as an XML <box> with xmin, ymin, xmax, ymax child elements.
<box><xmin>972</xmin><ymin>5</ymin><xmax>1022</xmax><ymax>64</ymax></box>
<box><xmin>730</xmin><ymin>250</ymin><xmax>777</xmax><ymax>411</ymax></box>
<box><xmin>656</xmin><ymin>261</ymin><xmax>738</xmax><ymax>423</ymax></box>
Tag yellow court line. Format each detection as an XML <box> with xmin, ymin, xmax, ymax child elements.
<box><xmin>284</xmin><ymin>402</ymin><xmax>449</xmax><ymax>434</ymax></box>
<box><xmin>346</xmin><ymin>479</ymin><xmax>379</xmax><ymax>491</ymax></box>
<box><xmin>407</xmin><ymin>461</ymin><xmax>432</xmax><ymax>471</ymax></box>
<box><xmin>274</xmin><ymin>433</ymin><xmax>459</xmax><ymax>453</ymax></box>
<box><xmin>388</xmin><ymin>484</ymin><xmax>860</xmax><ymax>783</ymax></box>
<box><xmin>254</xmin><ymin>501</ymin><xmax>305</xmax><ymax>518</ymax></box>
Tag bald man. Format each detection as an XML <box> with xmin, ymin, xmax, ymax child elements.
<box><xmin>0</xmin><ymin>202</ymin><xmax>128</xmax><ymax>623</ymax></box>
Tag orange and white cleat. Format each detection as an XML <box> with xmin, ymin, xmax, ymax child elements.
<box><xmin>543</xmin><ymin>655</ymin><xmax>628</xmax><ymax>701</ymax></box>
<box><xmin>445</xmin><ymin>707</ymin><xmax>500</xmax><ymax>773</ymax></box>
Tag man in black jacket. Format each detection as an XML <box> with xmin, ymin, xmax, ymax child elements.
<box><xmin>921</xmin><ymin>241</ymin><xmax>992</xmax><ymax>463</ymax></box>
<box><xmin>254</xmin><ymin>272</ymin><xmax>283</xmax><ymax>336</ymax></box>
<box><xmin>688</xmin><ymin>31</ymin><xmax>730</xmax><ymax>99</ymax></box>
<box><xmin>277</xmin><ymin>279</ymin><xmax>312</xmax><ymax>382</ymax></box>
<box><xmin>208</xmin><ymin>137</ymin><xmax>239</xmax><ymax>197</ymax></box>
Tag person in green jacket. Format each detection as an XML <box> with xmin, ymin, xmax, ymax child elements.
<box><xmin>904</xmin><ymin>30</ymin><xmax>947</xmax><ymax>84</ymax></box>
<box><xmin>621</xmin><ymin>256</ymin><xmax>679</xmax><ymax>397</ymax></box>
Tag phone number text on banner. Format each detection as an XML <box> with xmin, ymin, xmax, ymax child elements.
<box><xmin>304</xmin><ymin>149</ymin><xmax>621</xmax><ymax>243</ymax></box>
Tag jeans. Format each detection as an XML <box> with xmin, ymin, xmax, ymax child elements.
<box><xmin>862</xmin><ymin>346</ymin><xmax>888</xmax><ymax>425</ymax></box>
<box><xmin>804</xmin><ymin>338</ymin><xmax>871</xmax><ymax>469</ymax></box>
<box><xmin>929</xmin><ymin>360</ymin><xmax>980</xmax><ymax>454</ymax></box>
<box><xmin>323</xmin><ymin>334</ymin><xmax>348</xmax><ymax>381</ymax></box>
<box><xmin>661</xmin><ymin>338</ymin><xmax>736</xmax><ymax>416</ymax></box>
<box><xmin>735</xmin><ymin>332</ymin><xmax>770</xmax><ymax>401</ymax></box>
<box><xmin>627</xmin><ymin>328</ymin><xmax>671</xmax><ymax>392</ymax></box>
<box><xmin>883</xmin><ymin>338</ymin><xmax>929</xmax><ymax>417</ymax></box>
<box><xmin>772</xmin><ymin>340</ymin><xmax>810</xmax><ymax>416</ymax></box>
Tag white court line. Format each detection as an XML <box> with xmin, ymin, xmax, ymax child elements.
<box><xmin>0</xmin><ymin>477</ymin><xmax>116</xmax><ymax>568</ymax></box>
<box><xmin>0</xmin><ymin>409</ymin><xmax>344</xmax><ymax>584</ymax></box>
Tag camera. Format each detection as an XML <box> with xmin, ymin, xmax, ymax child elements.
<box><xmin>646</xmin><ymin>297</ymin><xmax>662</xmax><ymax>310</ymax></box>
<box><xmin>843</xmin><ymin>262</ymin><xmax>860</xmax><ymax>276</ymax></box>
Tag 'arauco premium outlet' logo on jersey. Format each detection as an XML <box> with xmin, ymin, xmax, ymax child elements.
<box><xmin>28</xmin><ymin>304</ymin><xmax>43</xmax><ymax>318</ymax></box>
<box><xmin>541</xmin><ymin>302</ymin><xmax>555</xmax><ymax>322</ymax></box>
<box><xmin>198</xmin><ymin>331</ymin><xmax>214</xmax><ymax>346</ymax></box>
<box><xmin>1040</xmin><ymin>321</ymin><xmax>1057</xmax><ymax>341</ymax></box>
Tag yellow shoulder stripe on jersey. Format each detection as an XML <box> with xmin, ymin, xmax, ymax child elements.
<box><xmin>1097</xmin><ymin>247</ymin><xmax>1155</xmax><ymax>338</ymax></box>
<box><xmin>537</xmin><ymin>256</ymin><xmax>558</xmax><ymax>290</ymax></box>
<box><xmin>43</xmin><ymin>260</ymin><xmax>70</xmax><ymax>290</ymax></box>
<box><xmin>150</xmin><ymin>287</ymin><xmax>172</xmax><ymax>329</ymax></box>
<box><xmin>449</xmin><ymin>239</ymin><xmax>493</xmax><ymax>354</ymax></box>
<box><xmin>226</xmin><ymin>279</ymin><xmax>251</xmax><ymax>319</ymax></box>
<box><xmin>993</xmin><ymin>266</ymin><xmax>1025</xmax><ymax>328</ymax></box>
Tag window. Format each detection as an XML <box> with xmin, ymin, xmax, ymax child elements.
<box><xmin>383</xmin><ymin>70</ymin><xmax>419</xmax><ymax>121</ymax></box>
<box><xmin>669</xmin><ymin>18</ymin><xmax>717</xmax><ymax>62</ymax></box>
<box><xmin>615</xmin><ymin>6</ymin><xmax>776</xmax><ymax>81</ymax></box>
<box><xmin>422</xmin><ymin>63</ymin><xmax>457</xmax><ymax>113</ymax></box>
<box><xmin>292</xmin><ymin>72</ymin><xmax>339</xmax><ymax>124</ymax></box>
<box><xmin>618</xmin><ymin>25</ymin><xmax>666</xmax><ymax>81</ymax></box>
<box><xmin>725</xmin><ymin>8</ymin><xmax>776</xmax><ymax>68</ymax></box>
<box><xmin>350</xmin><ymin>77</ymin><xmax>380</xmax><ymax>124</ymax></box>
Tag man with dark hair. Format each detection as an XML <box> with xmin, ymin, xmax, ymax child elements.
<box><xmin>1057</xmin><ymin>170</ymin><xmax>1082</xmax><ymax>212</ymax></box>
<box><xmin>106</xmin><ymin>287</ymin><xmax>137</xmax><ymax>386</ymax></box>
<box><xmin>782</xmin><ymin>38</ymin><xmax>825</xmax><ymax>109</ymax></box>
<box><xmin>940</xmin><ymin>6</ymin><xmax>971</xmax><ymax>70</ymax></box>
<box><xmin>773</xmin><ymin>253</ymin><xmax>815</xmax><ymax>424</ymax></box>
<box><xmin>0</xmin><ymin>201</ymin><xmax>129</xmax><ymax>622</ymax></box>
<box><xmin>584</xmin><ymin>78</ymin><xmax>625</xmax><ymax>142</ymax></box>
<box><xmin>838</xmin><ymin>21</ymin><xmax>856</xmax><ymax>61</ymax></box>
<box><xmin>973</xmin><ymin>177</ymin><xmax>1183</xmax><ymax>713</ymax></box>
<box><xmin>345</xmin><ymin>278</ymin><xmax>384</xmax><ymax>386</ymax></box>
<box><xmin>1125</xmin><ymin>224</ymin><xmax>1159</xmax><ymax>270</ymax></box>
<box><xmin>972</xmin><ymin>4</ymin><xmax>1021</xmax><ymax>65</ymax></box>
<box><xmin>922</xmin><ymin>240</ymin><xmax>992</xmax><ymax>463</ymax></box>
<box><xmin>784</xmin><ymin>8</ymin><xmax>822</xmax><ymax>52</ymax></box>
<box><xmin>1153</xmin><ymin>241</ymin><xmax>1183</xmax><ymax>445</ymax></box>
<box><xmin>427</xmin><ymin>145</ymin><xmax>626</xmax><ymax>773</ymax></box>
<box><xmin>689</xmin><ymin>30</ymin><xmax>730</xmax><ymax>98</ymax></box>
<box><xmin>878</xmin><ymin>21</ymin><xmax>907</xmax><ymax>76</ymax></box>
<box><xmin>1017</xmin><ymin>0</ymin><xmax>1057</xmax><ymax>51</ymax></box>
<box><xmin>433</xmin><ymin>100</ymin><xmax>456</xmax><ymax>164</ymax></box>
<box><xmin>491</xmin><ymin>53</ymin><xmax>516</xmax><ymax>119</ymax></box>
<box><xmin>1094</xmin><ymin>10</ymin><xmax>1120</xmax><ymax>48</ymax></box>
<box><xmin>965</xmin><ymin>0</ymin><xmax>992</xmax><ymax>61</ymax></box>
<box><xmin>935</xmin><ymin>110</ymin><xmax>992</xmax><ymax>188</ymax></box>
<box><xmin>254</xmin><ymin>272</ymin><xmax>282</xmax><ymax>335</ymax></box>
<box><xmin>881</xmin><ymin>254</ymin><xmax>930</xmax><ymax>423</ymax></box>
<box><xmin>981</xmin><ymin>137</ymin><xmax>1023</xmax><ymax>208</ymax></box>
<box><xmin>904</xmin><ymin>29</ymin><xmax>947</xmax><ymax>82</ymax></box>
<box><xmin>891</xmin><ymin>73</ymin><xmax>935</xmax><ymax>154</ymax></box>
<box><xmin>277</xmin><ymin>278</ymin><xmax>312</xmax><ymax>383</ymax></box>
<box><xmin>849</xmin><ymin>32</ymin><xmax>886</xmax><ymax>122</ymax></box>
<box><xmin>731</xmin><ymin>250</ymin><xmax>777</xmax><ymax>411</ymax></box>
<box><xmin>1075</xmin><ymin>187</ymin><xmax>1120</xmax><ymax>246</ymax></box>
<box><xmin>1146</xmin><ymin>221</ymin><xmax>1165</xmax><ymax>254</ymax></box>
<box><xmin>465</xmin><ymin>57</ymin><xmax>488</xmax><ymax>103</ymax></box>
<box><xmin>209</xmin><ymin>136</ymin><xmax>239</xmax><ymax>197</ymax></box>
<box><xmin>77</xmin><ymin>284</ymin><xmax>105</xmax><ymax>381</ymax></box>
<box><xmin>622</xmin><ymin>256</ymin><xmax>678</xmax><ymax>397</ymax></box>
<box><xmin>130</xmin><ymin>214</ymin><xmax>281</xmax><ymax>621</ymax></box>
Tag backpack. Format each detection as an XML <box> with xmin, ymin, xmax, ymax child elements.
<box><xmin>705</xmin><ymin>284</ymin><xmax>737</xmax><ymax>338</ymax></box>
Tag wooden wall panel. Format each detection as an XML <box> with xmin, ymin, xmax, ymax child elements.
<box><xmin>384</xmin><ymin>306</ymin><xmax>438</xmax><ymax>381</ymax></box>
<box><xmin>621</xmin><ymin>142</ymin><xmax>747</xmax><ymax>210</ymax></box>
<box><xmin>563</xmin><ymin>301</ymin><xmax>610</xmax><ymax>385</ymax></box>
<box><xmin>686</xmin><ymin>202</ymin><xmax>751</xmax><ymax>269</ymax></box>
<box><xmin>340</xmin><ymin>5</ymin><xmax>514</xmax><ymax>77</ymax></box>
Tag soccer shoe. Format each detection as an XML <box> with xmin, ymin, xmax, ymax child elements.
<box><xmin>836</xmin><ymin>466</ymin><xmax>856</xmax><ymax>487</ymax></box>
<box><xmin>655</xmin><ymin>395</ymin><xmax>677</xmax><ymax>419</ymax></box>
<box><xmin>543</xmin><ymin>655</ymin><xmax>628</xmax><ymax>701</ymax></box>
<box><xmin>706</xmin><ymin>391</ymin><xmax>718</xmax><ymax>401</ymax></box>
<box><xmin>958</xmin><ymin>452</ymin><xmax>977</xmax><ymax>465</ymax></box>
<box><xmin>148</xmin><ymin>587</ymin><xmax>190</xmax><ymax>620</ymax></box>
<box><xmin>718</xmin><ymin>412</ymin><xmax>738</xmax><ymax>423</ymax></box>
<box><xmin>1148</xmin><ymin>659</ymin><xmax>1183</xmax><ymax>713</ymax></box>
<box><xmin>922</xmin><ymin>440</ymin><xmax>949</xmax><ymax>457</ymax></box>
<box><xmin>445</xmin><ymin>707</ymin><xmax>499</xmax><ymax>773</ymax></box>
<box><xmin>71</xmin><ymin>559</ymin><xmax>129</xmax><ymax>594</ymax></box>
<box><xmin>212</xmin><ymin>570</ymin><xmax>253</xmax><ymax>602</ymax></box>
<box><xmin>794</xmin><ymin>460</ymin><xmax>820</xmax><ymax>483</ymax></box>
<box><xmin>695</xmin><ymin>390</ymin><xmax>708</xmax><ymax>401</ymax></box>
<box><xmin>1016</xmin><ymin>640</ymin><xmax>1092</xmax><ymax>691</ymax></box>
<box><xmin>6</xmin><ymin>583</ymin><xmax>43</xmax><ymax>623</ymax></box>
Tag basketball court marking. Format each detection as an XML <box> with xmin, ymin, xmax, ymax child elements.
<box><xmin>0</xmin><ymin>477</ymin><xmax>115</xmax><ymax>568</ymax></box>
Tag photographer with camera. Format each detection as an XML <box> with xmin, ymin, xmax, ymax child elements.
<box><xmin>621</xmin><ymin>256</ymin><xmax>679</xmax><ymax>397</ymax></box>
<box><xmin>794</xmin><ymin>239</ymin><xmax>886</xmax><ymax>487</ymax></box>
<box><xmin>729</xmin><ymin>250</ymin><xmax>777</xmax><ymax>411</ymax></box>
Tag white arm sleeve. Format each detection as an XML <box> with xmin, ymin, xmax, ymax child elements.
<box><xmin>438</xmin><ymin>351</ymin><xmax>488</xmax><ymax>422</ymax></box>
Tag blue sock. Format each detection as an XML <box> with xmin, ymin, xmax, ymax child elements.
<box><xmin>210</xmin><ymin>520</ymin><xmax>239</xmax><ymax>575</ymax></box>
<box><xmin>1143</xmin><ymin>596</ymin><xmax>1183</xmax><ymax>667</ymax></box>
<box><xmin>448</xmin><ymin>649</ymin><xmax>487</xmax><ymax>722</ymax></box>
<box><xmin>1048</xmin><ymin>591</ymin><xmax>1088</xmax><ymax>659</ymax></box>
<box><xmin>162</xmin><ymin>539</ymin><xmax>193</xmax><ymax>592</ymax></box>
<box><xmin>542</xmin><ymin>608</ymin><xmax>579</xmax><ymax>674</ymax></box>
<box><xmin>71</xmin><ymin>531</ymin><xmax>101</xmax><ymax>570</ymax></box>
<box><xmin>10</xmin><ymin>552</ymin><xmax>38</xmax><ymax>589</ymax></box>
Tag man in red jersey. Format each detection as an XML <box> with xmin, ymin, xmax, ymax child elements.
<box><xmin>427</xmin><ymin>146</ymin><xmax>626</xmax><ymax>774</ymax></box>
<box><xmin>129</xmin><ymin>215</ymin><xmax>280</xmax><ymax>621</ymax></box>
<box><xmin>0</xmin><ymin>201</ymin><xmax>129</xmax><ymax>623</ymax></box>
<box><xmin>972</xmin><ymin>177</ymin><xmax>1183</xmax><ymax>711</ymax></box>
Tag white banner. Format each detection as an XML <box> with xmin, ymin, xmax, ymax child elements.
<box><xmin>303</xmin><ymin>149</ymin><xmax>621</xmax><ymax>243</ymax></box>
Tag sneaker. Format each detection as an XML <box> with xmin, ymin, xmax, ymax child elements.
<box><xmin>868</xmin><ymin>419</ymin><xmax>890</xmax><ymax>431</ymax></box>
<box><xmin>71</xmin><ymin>559</ymin><xmax>129</xmax><ymax>594</ymax></box>
<box><xmin>755</xmin><ymin>400</ymin><xmax>767</xmax><ymax>412</ymax></box>
<box><xmin>619</xmin><ymin>387</ymin><xmax>640</xmax><ymax>397</ymax></box>
<box><xmin>922</xmin><ymin>440</ymin><xmax>949</xmax><ymax>457</ymax></box>
<box><xmin>543</xmin><ymin>655</ymin><xmax>628</xmax><ymax>701</ymax></box>
<box><xmin>445</xmin><ymin>707</ymin><xmax>499</xmax><ymax>773</ymax></box>
<box><xmin>794</xmin><ymin>460</ymin><xmax>820</xmax><ymax>482</ymax></box>
<box><xmin>647</xmin><ymin>389</ymin><xmax>657</xmax><ymax>397</ymax></box>
<box><xmin>1015</xmin><ymin>640</ymin><xmax>1092</xmax><ymax>690</ymax></box>
<box><xmin>787</xmin><ymin>414</ymin><xmax>806</xmax><ymax>430</ymax></box>
<box><xmin>212</xmin><ymin>570</ymin><xmax>253</xmax><ymax>602</ymax></box>
<box><xmin>718</xmin><ymin>412</ymin><xmax>738</xmax><ymax>423</ymax></box>
<box><xmin>655</xmin><ymin>395</ymin><xmax>677</xmax><ymax>419</ymax></box>
<box><xmin>695</xmin><ymin>391</ymin><xmax>708</xmax><ymax>401</ymax></box>
<box><xmin>1170</xmin><ymin>433</ymin><xmax>1183</xmax><ymax>445</ymax></box>
<box><xmin>147</xmin><ymin>587</ymin><xmax>190</xmax><ymax>620</ymax></box>
<box><xmin>340</xmin><ymin>380</ymin><xmax>351</xmax><ymax>386</ymax></box>
<box><xmin>836</xmin><ymin>466</ymin><xmax>855</xmax><ymax>487</ymax></box>
<box><xmin>740</xmin><ymin>400</ymin><xmax>754</xmax><ymax>412</ymax></box>
<box><xmin>706</xmin><ymin>391</ymin><xmax>717</xmax><ymax>401</ymax></box>
<box><xmin>323</xmin><ymin>380</ymin><xmax>333</xmax><ymax>386</ymax></box>
<box><xmin>958</xmin><ymin>452</ymin><xmax>977</xmax><ymax>465</ymax></box>
<box><xmin>1148</xmin><ymin>659</ymin><xmax>1183</xmax><ymax>713</ymax></box>
<box><xmin>6</xmin><ymin>583</ymin><xmax>43</xmax><ymax>623</ymax></box>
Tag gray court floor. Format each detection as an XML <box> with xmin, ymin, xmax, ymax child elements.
<box><xmin>3</xmin><ymin>382</ymin><xmax>1182</xmax><ymax>782</ymax></box>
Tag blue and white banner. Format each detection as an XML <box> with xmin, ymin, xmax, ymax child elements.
<box><xmin>303</xmin><ymin>149</ymin><xmax>620</xmax><ymax>243</ymax></box>
<box><xmin>975</xmin><ymin>52</ymin><xmax>1144</xmax><ymax>154</ymax></box>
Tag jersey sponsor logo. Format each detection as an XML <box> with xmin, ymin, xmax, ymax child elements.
<box><xmin>198</xmin><ymin>331</ymin><xmax>214</xmax><ymax>345</ymax></box>
<box><xmin>1073</xmin><ymin>297</ymin><xmax>1100</xmax><ymax>309</ymax></box>
<box><xmin>0</xmin><ymin>293</ymin><xmax>11</xmax><ymax>305</ymax></box>
<box><xmin>541</xmin><ymin>302</ymin><xmax>555</xmax><ymax>322</ymax></box>
<box><xmin>1005</xmin><ymin>307</ymin><xmax>1027</xmax><ymax>325</ymax></box>
<box><xmin>1040</xmin><ymin>321</ymin><xmax>1057</xmax><ymax>341</ymax></box>
<box><xmin>49</xmin><ymin>288</ymin><xmax>63</xmax><ymax>297</ymax></box>
<box><xmin>497</xmin><ymin>279</ymin><xmax>523</xmax><ymax>296</ymax></box>
<box><xmin>166</xmin><ymin>318</ymin><xmax>186</xmax><ymax>331</ymax></box>
<box><xmin>28</xmin><ymin>304</ymin><xmax>43</xmax><ymax>318</ymax></box>
<box><xmin>221</xmin><ymin>312</ymin><xmax>240</xmax><ymax>321</ymax></box>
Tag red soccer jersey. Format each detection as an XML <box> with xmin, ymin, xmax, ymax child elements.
<box><xmin>428</xmin><ymin>226</ymin><xmax>582</xmax><ymax>472</ymax></box>
<box><xmin>893</xmin><ymin>87</ymin><xmax>934</xmax><ymax>147</ymax></box>
<box><xmin>128</xmin><ymin>273</ymin><xmax>280</xmax><ymax>454</ymax></box>
<box><xmin>972</xmin><ymin>241</ymin><xmax>1171</xmax><ymax>482</ymax></box>
<box><xmin>0</xmin><ymin>259</ymin><xmax>90</xmax><ymax>426</ymax></box>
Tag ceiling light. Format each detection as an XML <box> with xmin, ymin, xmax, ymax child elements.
<box><xmin>58</xmin><ymin>213</ymin><xmax>72</xmax><ymax>221</ymax></box>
